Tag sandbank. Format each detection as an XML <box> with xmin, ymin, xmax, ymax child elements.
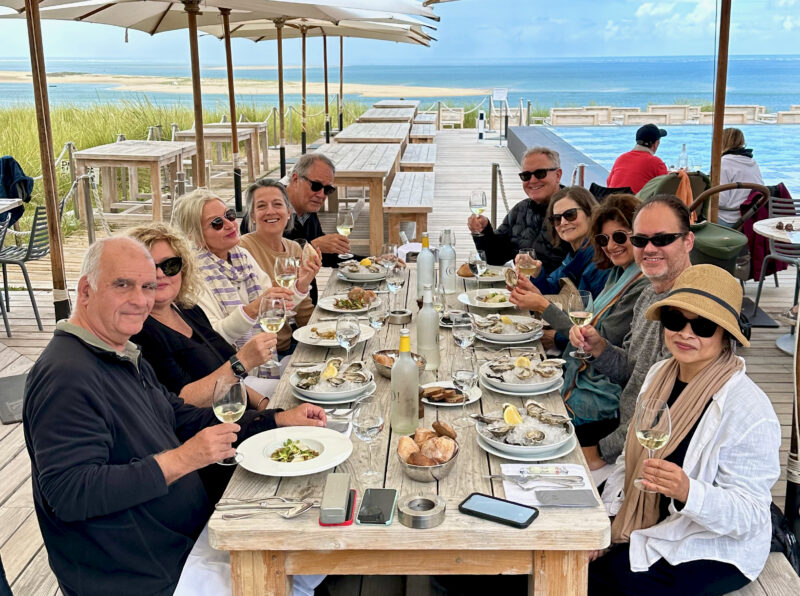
<box><xmin>0</xmin><ymin>70</ymin><xmax>488</xmax><ymax>98</ymax></box>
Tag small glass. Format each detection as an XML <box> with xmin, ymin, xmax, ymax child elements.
<box><xmin>212</xmin><ymin>377</ymin><xmax>247</xmax><ymax>465</ymax></box>
<box><xmin>469</xmin><ymin>191</ymin><xmax>487</xmax><ymax>237</ymax></box>
<box><xmin>368</xmin><ymin>299</ymin><xmax>389</xmax><ymax>330</ymax></box>
<box><xmin>452</xmin><ymin>348</ymin><xmax>478</xmax><ymax>428</ymax></box>
<box><xmin>634</xmin><ymin>400</ymin><xmax>672</xmax><ymax>492</ymax></box>
<box><xmin>379</xmin><ymin>243</ymin><xmax>398</xmax><ymax>270</ymax></box>
<box><xmin>386</xmin><ymin>265</ymin><xmax>405</xmax><ymax>313</ymax></box>
<box><xmin>336</xmin><ymin>209</ymin><xmax>354</xmax><ymax>260</ymax></box>
<box><xmin>432</xmin><ymin>283</ymin><xmax>448</xmax><ymax>318</ymax></box>
<box><xmin>516</xmin><ymin>248</ymin><xmax>539</xmax><ymax>278</ymax></box>
<box><xmin>352</xmin><ymin>397</ymin><xmax>385</xmax><ymax>485</ymax></box>
<box><xmin>568</xmin><ymin>290</ymin><xmax>595</xmax><ymax>360</ymax></box>
<box><xmin>468</xmin><ymin>249</ymin><xmax>487</xmax><ymax>278</ymax></box>
<box><xmin>258</xmin><ymin>297</ymin><xmax>284</xmax><ymax>370</ymax></box>
<box><xmin>336</xmin><ymin>314</ymin><xmax>361</xmax><ymax>363</ymax></box>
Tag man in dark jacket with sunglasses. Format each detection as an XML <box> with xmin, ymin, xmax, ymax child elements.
<box><xmin>467</xmin><ymin>146</ymin><xmax>566</xmax><ymax>271</ymax></box>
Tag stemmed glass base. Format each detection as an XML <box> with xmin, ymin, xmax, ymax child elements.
<box><xmin>338</xmin><ymin>253</ymin><xmax>353</xmax><ymax>260</ymax></box>
<box><xmin>218</xmin><ymin>452</ymin><xmax>243</xmax><ymax>466</ymax></box>
<box><xmin>634</xmin><ymin>448</ymin><xmax>657</xmax><ymax>492</ymax></box>
<box><xmin>569</xmin><ymin>348</ymin><xmax>592</xmax><ymax>360</ymax></box>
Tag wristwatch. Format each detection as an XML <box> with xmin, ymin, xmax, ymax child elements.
<box><xmin>229</xmin><ymin>355</ymin><xmax>248</xmax><ymax>379</ymax></box>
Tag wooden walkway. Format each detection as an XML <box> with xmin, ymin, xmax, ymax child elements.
<box><xmin>0</xmin><ymin>129</ymin><xmax>796</xmax><ymax>593</ymax></box>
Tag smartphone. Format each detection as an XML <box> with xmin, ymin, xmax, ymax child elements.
<box><xmin>459</xmin><ymin>493</ymin><xmax>539</xmax><ymax>528</ymax></box>
<box><xmin>356</xmin><ymin>488</ymin><xmax>398</xmax><ymax>525</ymax></box>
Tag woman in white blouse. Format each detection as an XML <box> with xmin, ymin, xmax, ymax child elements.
<box><xmin>590</xmin><ymin>264</ymin><xmax>780</xmax><ymax>595</ymax></box>
<box><xmin>171</xmin><ymin>189</ymin><xmax>320</xmax><ymax>353</ymax></box>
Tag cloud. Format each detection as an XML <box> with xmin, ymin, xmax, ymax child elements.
<box><xmin>636</xmin><ymin>2</ymin><xmax>676</xmax><ymax>17</ymax></box>
<box><xmin>777</xmin><ymin>0</ymin><xmax>796</xmax><ymax>7</ymax></box>
<box><xmin>782</xmin><ymin>15</ymin><xmax>799</xmax><ymax>30</ymax></box>
<box><xmin>603</xmin><ymin>19</ymin><xmax>620</xmax><ymax>40</ymax></box>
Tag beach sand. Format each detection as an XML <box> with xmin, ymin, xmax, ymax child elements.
<box><xmin>0</xmin><ymin>70</ymin><xmax>488</xmax><ymax>98</ymax></box>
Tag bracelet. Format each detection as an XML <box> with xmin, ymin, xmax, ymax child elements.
<box><xmin>256</xmin><ymin>396</ymin><xmax>269</xmax><ymax>410</ymax></box>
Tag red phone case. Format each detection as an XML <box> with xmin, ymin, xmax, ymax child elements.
<box><xmin>319</xmin><ymin>489</ymin><xmax>357</xmax><ymax>526</ymax></box>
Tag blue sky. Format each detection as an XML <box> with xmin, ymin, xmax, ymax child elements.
<box><xmin>1</xmin><ymin>0</ymin><xmax>798</xmax><ymax>66</ymax></box>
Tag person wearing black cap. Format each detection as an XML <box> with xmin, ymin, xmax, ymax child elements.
<box><xmin>607</xmin><ymin>124</ymin><xmax>669</xmax><ymax>193</ymax></box>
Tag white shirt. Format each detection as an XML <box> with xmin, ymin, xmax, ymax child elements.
<box><xmin>719</xmin><ymin>154</ymin><xmax>764</xmax><ymax>224</ymax></box>
<box><xmin>602</xmin><ymin>357</ymin><xmax>781</xmax><ymax>580</ymax></box>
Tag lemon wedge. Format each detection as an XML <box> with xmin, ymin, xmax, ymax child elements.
<box><xmin>514</xmin><ymin>356</ymin><xmax>531</xmax><ymax>369</ymax></box>
<box><xmin>503</xmin><ymin>404</ymin><xmax>523</xmax><ymax>425</ymax></box>
<box><xmin>500</xmin><ymin>315</ymin><xmax>513</xmax><ymax>325</ymax></box>
<box><xmin>359</xmin><ymin>257</ymin><xmax>372</xmax><ymax>266</ymax></box>
<box><xmin>321</xmin><ymin>364</ymin><xmax>338</xmax><ymax>378</ymax></box>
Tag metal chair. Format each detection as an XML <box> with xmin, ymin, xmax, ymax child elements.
<box><xmin>0</xmin><ymin>205</ymin><xmax>48</xmax><ymax>333</ymax></box>
<box><xmin>0</xmin><ymin>218</ymin><xmax>10</xmax><ymax>336</ymax></box>
<box><xmin>753</xmin><ymin>195</ymin><xmax>800</xmax><ymax>315</ymax></box>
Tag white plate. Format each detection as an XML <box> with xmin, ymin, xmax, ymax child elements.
<box><xmin>293</xmin><ymin>323</ymin><xmax>375</xmax><ymax>347</ymax></box>
<box><xmin>479</xmin><ymin>376</ymin><xmax>565</xmax><ymax>397</ymax></box>
<box><xmin>337</xmin><ymin>266</ymin><xmax>387</xmax><ymax>282</ymax></box>
<box><xmin>291</xmin><ymin>381</ymin><xmax>377</xmax><ymax>405</ymax></box>
<box><xmin>479</xmin><ymin>361</ymin><xmax>563</xmax><ymax>392</ymax></box>
<box><xmin>476</xmin><ymin>433</ymin><xmax>577</xmax><ymax>462</ymax></box>
<box><xmin>457</xmin><ymin>289</ymin><xmax>514</xmax><ymax>309</ymax></box>
<box><xmin>318</xmin><ymin>295</ymin><xmax>372</xmax><ymax>314</ymax></box>
<box><xmin>474</xmin><ymin>315</ymin><xmax>544</xmax><ymax>342</ymax></box>
<box><xmin>457</xmin><ymin>265</ymin><xmax>506</xmax><ymax>283</ymax></box>
<box><xmin>237</xmin><ymin>426</ymin><xmax>353</xmax><ymax>477</ymax></box>
<box><xmin>477</xmin><ymin>331</ymin><xmax>543</xmax><ymax>345</ymax></box>
<box><xmin>420</xmin><ymin>380</ymin><xmax>482</xmax><ymax>407</ymax></box>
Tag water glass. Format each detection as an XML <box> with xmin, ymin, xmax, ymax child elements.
<box><xmin>634</xmin><ymin>400</ymin><xmax>672</xmax><ymax>492</ymax></box>
<box><xmin>212</xmin><ymin>377</ymin><xmax>247</xmax><ymax>465</ymax></box>
<box><xmin>352</xmin><ymin>397</ymin><xmax>385</xmax><ymax>485</ymax></box>
<box><xmin>379</xmin><ymin>243</ymin><xmax>398</xmax><ymax>270</ymax></box>
<box><xmin>451</xmin><ymin>312</ymin><xmax>476</xmax><ymax>349</ymax></box>
<box><xmin>451</xmin><ymin>348</ymin><xmax>478</xmax><ymax>429</ymax></box>
<box><xmin>336</xmin><ymin>314</ymin><xmax>361</xmax><ymax>363</ymax></box>
<box><xmin>386</xmin><ymin>265</ymin><xmax>405</xmax><ymax>312</ymax></box>
<box><xmin>468</xmin><ymin>249</ymin><xmax>487</xmax><ymax>277</ymax></box>
<box><xmin>368</xmin><ymin>299</ymin><xmax>389</xmax><ymax>330</ymax></box>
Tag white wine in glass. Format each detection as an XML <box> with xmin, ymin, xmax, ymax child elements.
<box><xmin>336</xmin><ymin>209</ymin><xmax>354</xmax><ymax>260</ymax></box>
<box><xmin>469</xmin><ymin>191</ymin><xmax>487</xmax><ymax>237</ymax></box>
<box><xmin>259</xmin><ymin>297</ymin><xmax>285</xmax><ymax>369</ymax></box>
<box><xmin>517</xmin><ymin>249</ymin><xmax>539</xmax><ymax>277</ymax></box>
<box><xmin>274</xmin><ymin>255</ymin><xmax>299</xmax><ymax>323</ymax></box>
<box><xmin>568</xmin><ymin>290</ymin><xmax>595</xmax><ymax>360</ymax></box>
<box><xmin>634</xmin><ymin>399</ymin><xmax>672</xmax><ymax>492</ymax></box>
<box><xmin>212</xmin><ymin>377</ymin><xmax>247</xmax><ymax>465</ymax></box>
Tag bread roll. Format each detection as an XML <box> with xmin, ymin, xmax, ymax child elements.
<box><xmin>420</xmin><ymin>436</ymin><xmax>457</xmax><ymax>463</ymax></box>
<box><xmin>413</xmin><ymin>428</ymin><xmax>437</xmax><ymax>446</ymax></box>
<box><xmin>432</xmin><ymin>420</ymin><xmax>457</xmax><ymax>440</ymax></box>
<box><xmin>407</xmin><ymin>452</ymin><xmax>437</xmax><ymax>467</ymax></box>
<box><xmin>397</xmin><ymin>436</ymin><xmax>419</xmax><ymax>462</ymax></box>
<box><xmin>374</xmin><ymin>353</ymin><xmax>394</xmax><ymax>367</ymax></box>
<box><xmin>457</xmin><ymin>263</ymin><xmax>473</xmax><ymax>278</ymax></box>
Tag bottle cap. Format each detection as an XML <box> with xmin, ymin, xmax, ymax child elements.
<box><xmin>400</xmin><ymin>328</ymin><xmax>410</xmax><ymax>336</ymax></box>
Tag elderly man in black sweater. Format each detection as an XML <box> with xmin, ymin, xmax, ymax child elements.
<box><xmin>23</xmin><ymin>237</ymin><xmax>326</xmax><ymax>596</ymax></box>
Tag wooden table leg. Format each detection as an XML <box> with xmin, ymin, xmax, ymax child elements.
<box><xmin>150</xmin><ymin>163</ymin><xmax>163</xmax><ymax>222</ymax></box>
<box><xmin>249</xmin><ymin>134</ymin><xmax>260</xmax><ymax>175</ymax></box>
<box><xmin>230</xmin><ymin>551</ymin><xmax>292</xmax><ymax>596</ymax></box>
<box><xmin>100</xmin><ymin>166</ymin><xmax>114</xmax><ymax>211</ymax></box>
<box><xmin>75</xmin><ymin>162</ymin><xmax>87</xmax><ymax>222</ymax></box>
<box><xmin>244</xmin><ymin>137</ymin><xmax>255</xmax><ymax>182</ymax></box>
<box><xmin>531</xmin><ymin>550</ymin><xmax>589</xmax><ymax>596</ymax></box>
<box><xmin>261</xmin><ymin>129</ymin><xmax>269</xmax><ymax>173</ymax></box>
<box><xmin>368</xmin><ymin>178</ymin><xmax>385</xmax><ymax>255</ymax></box>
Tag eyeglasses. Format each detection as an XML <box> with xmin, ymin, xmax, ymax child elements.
<box><xmin>518</xmin><ymin>168</ymin><xmax>558</xmax><ymax>182</ymax></box>
<box><xmin>660</xmin><ymin>308</ymin><xmax>719</xmax><ymax>338</ymax></box>
<box><xmin>302</xmin><ymin>175</ymin><xmax>337</xmax><ymax>196</ymax></box>
<box><xmin>208</xmin><ymin>208</ymin><xmax>237</xmax><ymax>231</ymax></box>
<box><xmin>155</xmin><ymin>256</ymin><xmax>183</xmax><ymax>277</ymax></box>
<box><xmin>595</xmin><ymin>230</ymin><xmax>632</xmax><ymax>247</ymax></box>
<box><xmin>548</xmin><ymin>208</ymin><xmax>580</xmax><ymax>225</ymax></box>
<box><xmin>629</xmin><ymin>232</ymin><xmax>688</xmax><ymax>248</ymax></box>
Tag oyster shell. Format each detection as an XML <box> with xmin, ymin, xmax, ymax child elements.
<box><xmin>506</xmin><ymin>428</ymin><xmax>546</xmax><ymax>446</ymax></box>
<box><xmin>325</xmin><ymin>357</ymin><xmax>344</xmax><ymax>370</ymax></box>
<box><xmin>474</xmin><ymin>314</ymin><xmax>500</xmax><ymax>329</ymax></box>
<box><xmin>486</xmin><ymin>422</ymin><xmax>514</xmax><ymax>439</ymax></box>
<box><xmin>342</xmin><ymin>361</ymin><xmax>364</xmax><ymax>374</ymax></box>
<box><xmin>504</xmin><ymin>268</ymin><xmax>518</xmax><ymax>288</ymax></box>
<box><xmin>525</xmin><ymin>400</ymin><xmax>571</xmax><ymax>430</ymax></box>
<box><xmin>470</xmin><ymin>413</ymin><xmax>503</xmax><ymax>424</ymax></box>
<box><xmin>325</xmin><ymin>377</ymin><xmax>346</xmax><ymax>387</ymax></box>
<box><xmin>485</xmin><ymin>372</ymin><xmax>507</xmax><ymax>383</ymax></box>
<box><xmin>367</xmin><ymin>264</ymin><xmax>382</xmax><ymax>273</ymax></box>
<box><xmin>514</xmin><ymin>366</ymin><xmax>533</xmax><ymax>380</ymax></box>
<box><xmin>513</xmin><ymin>321</ymin><xmax>537</xmax><ymax>333</ymax></box>
<box><xmin>295</xmin><ymin>370</ymin><xmax>320</xmax><ymax>389</ymax></box>
<box><xmin>534</xmin><ymin>365</ymin><xmax>561</xmax><ymax>378</ymax></box>
<box><xmin>346</xmin><ymin>264</ymin><xmax>361</xmax><ymax>273</ymax></box>
<box><xmin>342</xmin><ymin>370</ymin><xmax>369</xmax><ymax>384</ymax></box>
<box><xmin>488</xmin><ymin>361</ymin><xmax>514</xmax><ymax>373</ymax></box>
<box><xmin>488</xmin><ymin>322</ymin><xmax>505</xmax><ymax>334</ymax></box>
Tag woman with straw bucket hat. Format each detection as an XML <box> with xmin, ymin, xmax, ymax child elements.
<box><xmin>589</xmin><ymin>265</ymin><xmax>780</xmax><ymax>595</ymax></box>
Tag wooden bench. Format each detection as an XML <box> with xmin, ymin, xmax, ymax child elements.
<box><xmin>727</xmin><ymin>553</ymin><xmax>800</xmax><ymax>595</ymax></box>
<box><xmin>414</xmin><ymin>112</ymin><xmax>437</xmax><ymax>126</ymax></box>
<box><xmin>383</xmin><ymin>172</ymin><xmax>434</xmax><ymax>243</ymax></box>
<box><xmin>410</xmin><ymin>124</ymin><xmax>436</xmax><ymax>144</ymax></box>
<box><xmin>440</xmin><ymin>107</ymin><xmax>464</xmax><ymax>128</ymax></box>
<box><xmin>400</xmin><ymin>144</ymin><xmax>436</xmax><ymax>172</ymax></box>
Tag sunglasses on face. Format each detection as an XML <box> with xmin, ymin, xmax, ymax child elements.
<box><xmin>208</xmin><ymin>208</ymin><xmax>237</xmax><ymax>231</ymax></box>
<box><xmin>302</xmin><ymin>175</ymin><xmax>337</xmax><ymax>196</ymax></box>
<box><xmin>548</xmin><ymin>208</ymin><xmax>580</xmax><ymax>225</ymax></box>
<box><xmin>155</xmin><ymin>256</ymin><xmax>183</xmax><ymax>277</ymax></box>
<box><xmin>518</xmin><ymin>168</ymin><xmax>558</xmax><ymax>182</ymax></box>
<box><xmin>595</xmin><ymin>230</ymin><xmax>632</xmax><ymax>247</ymax></box>
<box><xmin>629</xmin><ymin>232</ymin><xmax>688</xmax><ymax>249</ymax></box>
<box><xmin>660</xmin><ymin>308</ymin><xmax>719</xmax><ymax>338</ymax></box>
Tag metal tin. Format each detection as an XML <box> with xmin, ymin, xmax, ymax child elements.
<box><xmin>388</xmin><ymin>308</ymin><xmax>412</xmax><ymax>325</ymax></box>
<box><xmin>397</xmin><ymin>493</ymin><xmax>446</xmax><ymax>529</ymax></box>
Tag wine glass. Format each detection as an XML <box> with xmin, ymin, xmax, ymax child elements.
<box><xmin>212</xmin><ymin>377</ymin><xmax>247</xmax><ymax>465</ymax></box>
<box><xmin>568</xmin><ymin>290</ymin><xmax>595</xmax><ymax>360</ymax></box>
<box><xmin>336</xmin><ymin>314</ymin><xmax>361</xmax><ymax>363</ymax></box>
<box><xmin>633</xmin><ymin>400</ymin><xmax>672</xmax><ymax>492</ymax></box>
<box><xmin>352</xmin><ymin>396</ymin><xmax>385</xmax><ymax>485</ymax></box>
<box><xmin>432</xmin><ymin>283</ymin><xmax>448</xmax><ymax>318</ymax></box>
<box><xmin>451</xmin><ymin>312</ymin><xmax>476</xmax><ymax>349</ymax></box>
<box><xmin>469</xmin><ymin>191</ymin><xmax>487</xmax><ymax>236</ymax></box>
<box><xmin>368</xmin><ymin>299</ymin><xmax>389</xmax><ymax>330</ymax></box>
<box><xmin>516</xmin><ymin>248</ymin><xmax>539</xmax><ymax>278</ymax></box>
<box><xmin>452</xmin><ymin>348</ymin><xmax>478</xmax><ymax>428</ymax></box>
<box><xmin>336</xmin><ymin>208</ymin><xmax>354</xmax><ymax>260</ymax></box>
<box><xmin>386</xmin><ymin>265</ymin><xmax>405</xmax><ymax>313</ymax></box>
<box><xmin>258</xmin><ymin>297</ymin><xmax>285</xmax><ymax>370</ymax></box>
<box><xmin>274</xmin><ymin>255</ymin><xmax>299</xmax><ymax>324</ymax></box>
<box><xmin>379</xmin><ymin>243</ymin><xmax>398</xmax><ymax>270</ymax></box>
<box><xmin>468</xmin><ymin>249</ymin><xmax>487</xmax><ymax>278</ymax></box>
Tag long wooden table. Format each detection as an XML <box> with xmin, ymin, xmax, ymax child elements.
<box><xmin>314</xmin><ymin>143</ymin><xmax>402</xmax><ymax>255</ymax></box>
<box><xmin>204</xmin><ymin>121</ymin><xmax>269</xmax><ymax>176</ymax></box>
<box><xmin>174</xmin><ymin>128</ymin><xmax>256</xmax><ymax>182</ymax></box>
<box><xmin>209</xmin><ymin>271</ymin><xmax>610</xmax><ymax>595</ymax></box>
<box><xmin>358</xmin><ymin>107</ymin><xmax>416</xmax><ymax>124</ymax></box>
<box><xmin>334</xmin><ymin>123</ymin><xmax>410</xmax><ymax>152</ymax></box>
<box><xmin>373</xmin><ymin>99</ymin><xmax>421</xmax><ymax>112</ymax></box>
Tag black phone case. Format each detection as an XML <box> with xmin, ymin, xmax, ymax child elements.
<box><xmin>458</xmin><ymin>492</ymin><xmax>539</xmax><ymax>528</ymax></box>
<box><xmin>356</xmin><ymin>488</ymin><xmax>398</xmax><ymax>525</ymax></box>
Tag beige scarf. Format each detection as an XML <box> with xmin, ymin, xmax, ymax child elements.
<box><xmin>610</xmin><ymin>349</ymin><xmax>742</xmax><ymax>543</ymax></box>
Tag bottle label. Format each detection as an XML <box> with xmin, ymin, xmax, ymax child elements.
<box><xmin>399</xmin><ymin>335</ymin><xmax>411</xmax><ymax>353</ymax></box>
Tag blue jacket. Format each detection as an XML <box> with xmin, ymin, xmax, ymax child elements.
<box><xmin>530</xmin><ymin>241</ymin><xmax>610</xmax><ymax>298</ymax></box>
<box><xmin>0</xmin><ymin>155</ymin><xmax>33</xmax><ymax>225</ymax></box>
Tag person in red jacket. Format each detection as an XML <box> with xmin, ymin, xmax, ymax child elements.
<box><xmin>607</xmin><ymin>124</ymin><xmax>669</xmax><ymax>193</ymax></box>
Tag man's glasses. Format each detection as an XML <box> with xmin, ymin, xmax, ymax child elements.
<box><xmin>518</xmin><ymin>168</ymin><xmax>558</xmax><ymax>182</ymax></box>
<box><xmin>629</xmin><ymin>232</ymin><xmax>688</xmax><ymax>248</ymax></box>
<box><xmin>660</xmin><ymin>308</ymin><xmax>719</xmax><ymax>338</ymax></box>
<box><xmin>209</xmin><ymin>208</ymin><xmax>237</xmax><ymax>230</ymax></box>
<box><xmin>302</xmin><ymin>175</ymin><xmax>337</xmax><ymax>196</ymax></box>
<box><xmin>595</xmin><ymin>230</ymin><xmax>632</xmax><ymax>247</ymax></box>
<box><xmin>155</xmin><ymin>256</ymin><xmax>183</xmax><ymax>277</ymax></box>
<box><xmin>548</xmin><ymin>208</ymin><xmax>580</xmax><ymax>225</ymax></box>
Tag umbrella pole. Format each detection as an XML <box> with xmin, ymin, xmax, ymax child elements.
<box><xmin>24</xmin><ymin>0</ymin><xmax>70</xmax><ymax>320</ymax></box>
<box><xmin>301</xmin><ymin>27</ymin><xmax>307</xmax><ymax>154</ymax></box>
<box><xmin>709</xmin><ymin>0</ymin><xmax>732</xmax><ymax>224</ymax></box>
<box><xmin>323</xmin><ymin>33</ymin><xmax>330</xmax><ymax>143</ymax></box>
<box><xmin>221</xmin><ymin>9</ymin><xmax>242</xmax><ymax>214</ymax></box>
<box><xmin>276</xmin><ymin>19</ymin><xmax>286</xmax><ymax>178</ymax></box>
<box><xmin>185</xmin><ymin>0</ymin><xmax>206</xmax><ymax>188</ymax></box>
<box><xmin>339</xmin><ymin>37</ymin><xmax>344</xmax><ymax>133</ymax></box>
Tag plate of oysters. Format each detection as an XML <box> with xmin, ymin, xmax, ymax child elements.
<box><xmin>472</xmin><ymin>401</ymin><xmax>575</xmax><ymax>457</ymax></box>
<box><xmin>473</xmin><ymin>314</ymin><xmax>543</xmax><ymax>343</ymax></box>
<box><xmin>290</xmin><ymin>358</ymin><xmax>374</xmax><ymax>400</ymax></box>
<box><xmin>338</xmin><ymin>258</ymin><xmax>387</xmax><ymax>281</ymax></box>
<box><xmin>479</xmin><ymin>355</ymin><xmax>565</xmax><ymax>393</ymax></box>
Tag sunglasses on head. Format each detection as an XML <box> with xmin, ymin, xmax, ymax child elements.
<box><xmin>548</xmin><ymin>208</ymin><xmax>580</xmax><ymax>225</ymax></box>
<box><xmin>595</xmin><ymin>230</ymin><xmax>632</xmax><ymax>247</ymax></box>
<box><xmin>302</xmin><ymin>175</ymin><xmax>337</xmax><ymax>196</ymax></box>
<box><xmin>518</xmin><ymin>168</ymin><xmax>558</xmax><ymax>182</ymax></box>
<box><xmin>155</xmin><ymin>256</ymin><xmax>183</xmax><ymax>277</ymax></box>
<box><xmin>660</xmin><ymin>308</ymin><xmax>719</xmax><ymax>338</ymax></box>
<box><xmin>209</xmin><ymin>208</ymin><xmax>237</xmax><ymax>230</ymax></box>
<box><xmin>629</xmin><ymin>232</ymin><xmax>688</xmax><ymax>248</ymax></box>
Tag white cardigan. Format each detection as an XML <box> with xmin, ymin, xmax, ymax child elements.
<box><xmin>602</xmin><ymin>358</ymin><xmax>780</xmax><ymax>581</ymax></box>
<box><xmin>196</xmin><ymin>246</ymin><xmax>307</xmax><ymax>345</ymax></box>
<box><xmin>718</xmin><ymin>154</ymin><xmax>764</xmax><ymax>224</ymax></box>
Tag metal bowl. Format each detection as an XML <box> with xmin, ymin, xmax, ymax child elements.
<box><xmin>372</xmin><ymin>349</ymin><xmax>426</xmax><ymax>379</ymax></box>
<box><xmin>397</xmin><ymin>442</ymin><xmax>459</xmax><ymax>483</ymax></box>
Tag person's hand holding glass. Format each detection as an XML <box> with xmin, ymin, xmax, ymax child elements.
<box><xmin>634</xmin><ymin>400</ymin><xmax>672</xmax><ymax>492</ymax></box>
<box><xmin>452</xmin><ymin>348</ymin><xmax>478</xmax><ymax>428</ymax></box>
<box><xmin>212</xmin><ymin>377</ymin><xmax>248</xmax><ymax>465</ymax></box>
<box><xmin>568</xmin><ymin>290</ymin><xmax>595</xmax><ymax>360</ymax></box>
<box><xmin>515</xmin><ymin>248</ymin><xmax>541</xmax><ymax>278</ymax></box>
<box><xmin>469</xmin><ymin>191</ymin><xmax>487</xmax><ymax>236</ymax></box>
<box><xmin>336</xmin><ymin>208</ymin><xmax>354</xmax><ymax>260</ymax></box>
<box><xmin>352</xmin><ymin>396</ymin><xmax>385</xmax><ymax>485</ymax></box>
<box><xmin>258</xmin><ymin>297</ymin><xmax>285</xmax><ymax>370</ymax></box>
<box><xmin>336</xmin><ymin>314</ymin><xmax>361</xmax><ymax>363</ymax></box>
<box><xmin>274</xmin><ymin>255</ymin><xmax>299</xmax><ymax>324</ymax></box>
